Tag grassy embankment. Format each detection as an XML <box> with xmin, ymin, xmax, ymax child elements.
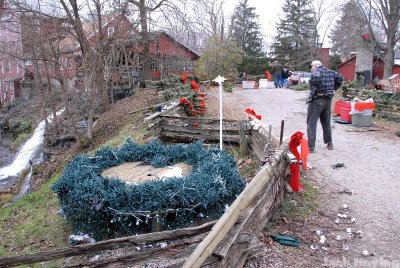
<box><xmin>0</xmin><ymin>114</ymin><xmax>147</xmax><ymax>262</ymax></box>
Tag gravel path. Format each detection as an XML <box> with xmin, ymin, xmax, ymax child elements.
<box><xmin>209</xmin><ymin>85</ymin><xmax>400</xmax><ymax>265</ymax></box>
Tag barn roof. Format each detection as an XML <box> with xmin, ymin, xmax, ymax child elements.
<box><xmin>337</xmin><ymin>55</ymin><xmax>400</xmax><ymax>69</ymax></box>
<box><xmin>337</xmin><ymin>56</ymin><xmax>356</xmax><ymax>69</ymax></box>
<box><xmin>156</xmin><ymin>31</ymin><xmax>200</xmax><ymax>59</ymax></box>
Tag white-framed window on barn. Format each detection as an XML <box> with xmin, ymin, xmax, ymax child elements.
<box><xmin>137</xmin><ymin>57</ymin><xmax>143</xmax><ymax>70</ymax></box>
<box><xmin>66</xmin><ymin>58</ymin><xmax>72</xmax><ymax>69</ymax></box>
<box><xmin>171</xmin><ymin>57</ymin><xmax>177</xmax><ymax>71</ymax></box>
<box><xmin>185</xmin><ymin>59</ymin><xmax>194</xmax><ymax>72</ymax></box>
<box><xmin>45</xmin><ymin>61</ymin><xmax>52</xmax><ymax>71</ymax></box>
<box><xmin>108</xmin><ymin>26</ymin><xmax>114</xmax><ymax>36</ymax></box>
<box><xmin>59</xmin><ymin>59</ymin><xmax>63</xmax><ymax>70</ymax></box>
<box><xmin>4</xmin><ymin>60</ymin><xmax>9</xmax><ymax>73</ymax></box>
<box><xmin>176</xmin><ymin>58</ymin><xmax>183</xmax><ymax>71</ymax></box>
<box><xmin>33</xmin><ymin>20</ymin><xmax>40</xmax><ymax>32</ymax></box>
<box><xmin>150</xmin><ymin>58</ymin><xmax>159</xmax><ymax>71</ymax></box>
<box><xmin>164</xmin><ymin>57</ymin><xmax>171</xmax><ymax>71</ymax></box>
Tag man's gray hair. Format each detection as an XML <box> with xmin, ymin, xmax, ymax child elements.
<box><xmin>310</xmin><ymin>60</ymin><xmax>323</xmax><ymax>67</ymax></box>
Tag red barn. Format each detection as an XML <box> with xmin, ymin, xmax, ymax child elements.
<box><xmin>0</xmin><ymin>3</ymin><xmax>24</xmax><ymax>105</ymax></box>
<box><xmin>1</xmin><ymin>9</ymin><xmax>200</xmax><ymax>105</ymax></box>
<box><xmin>148</xmin><ymin>32</ymin><xmax>200</xmax><ymax>79</ymax></box>
<box><xmin>338</xmin><ymin>56</ymin><xmax>400</xmax><ymax>81</ymax></box>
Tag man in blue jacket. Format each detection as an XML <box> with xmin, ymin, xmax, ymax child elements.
<box><xmin>307</xmin><ymin>60</ymin><xmax>343</xmax><ymax>152</ymax></box>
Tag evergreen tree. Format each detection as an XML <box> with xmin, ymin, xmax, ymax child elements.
<box><xmin>329</xmin><ymin>0</ymin><xmax>368</xmax><ymax>60</ymax></box>
<box><xmin>270</xmin><ymin>0</ymin><xmax>317</xmax><ymax>70</ymax></box>
<box><xmin>329</xmin><ymin>53</ymin><xmax>343</xmax><ymax>70</ymax></box>
<box><xmin>229</xmin><ymin>0</ymin><xmax>267</xmax><ymax>74</ymax></box>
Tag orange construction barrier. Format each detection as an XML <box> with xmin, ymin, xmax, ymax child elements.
<box><xmin>266</xmin><ymin>70</ymin><xmax>273</xmax><ymax>81</ymax></box>
<box><xmin>300</xmin><ymin>137</ymin><xmax>310</xmax><ymax>171</ymax></box>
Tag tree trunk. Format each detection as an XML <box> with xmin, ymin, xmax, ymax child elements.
<box><xmin>87</xmin><ymin>107</ymin><xmax>94</xmax><ymax>140</ymax></box>
<box><xmin>40</xmin><ymin>41</ymin><xmax>59</xmax><ymax>133</ymax></box>
<box><xmin>97</xmin><ymin>65</ymin><xmax>109</xmax><ymax>111</ymax></box>
<box><xmin>383</xmin><ymin>18</ymin><xmax>397</xmax><ymax>79</ymax></box>
<box><xmin>383</xmin><ymin>42</ymin><xmax>394</xmax><ymax>79</ymax></box>
<box><xmin>31</xmin><ymin>50</ymin><xmax>49</xmax><ymax>127</ymax></box>
<box><xmin>139</xmin><ymin>0</ymin><xmax>151</xmax><ymax>80</ymax></box>
<box><xmin>84</xmin><ymin>74</ymin><xmax>94</xmax><ymax>140</ymax></box>
<box><xmin>45</xmin><ymin>68</ymin><xmax>59</xmax><ymax>134</ymax></box>
<box><xmin>60</xmin><ymin>80</ymin><xmax>81</xmax><ymax>144</ymax></box>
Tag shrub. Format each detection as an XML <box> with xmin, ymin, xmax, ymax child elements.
<box><xmin>11</xmin><ymin>133</ymin><xmax>30</xmax><ymax>151</ymax></box>
<box><xmin>291</xmin><ymin>84</ymin><xmax>309</xmax><ymax>91</ymax></box>
<box><xmin>224</xmin><ymin>82</ymin><xmax>233</xmax><ymax>93</ymax></box>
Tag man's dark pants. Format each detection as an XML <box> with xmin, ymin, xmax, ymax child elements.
<box><xmin>307</xmin><ymin>97</ymin><xmax>332</xmax><ymax>150</ymax></box>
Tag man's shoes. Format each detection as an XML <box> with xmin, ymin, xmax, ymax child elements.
<box><xmin>327</xmin><ymin>143</ymin><xmax>333</xmax><ymax>150</ymax></box>
<box><xmin>309</xmin><ymin>147</ymin><xmax>315</xmax><ymax>153</ymax></box>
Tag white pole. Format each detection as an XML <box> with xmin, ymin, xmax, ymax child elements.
<box><xmin>219</xmin><ymin>82</ymin><xmax>223</xmax><ymax>150</ymax></box>
<box><xmin>213</xmin><ymin>75</ymin><xmax>226</xmax><ymax>151</ymax></box>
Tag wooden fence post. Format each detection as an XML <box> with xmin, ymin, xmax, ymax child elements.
<box><xmin>239</xmin><ymin>121</ymin><xmax>248</xmax><ymax>156</ymax></box>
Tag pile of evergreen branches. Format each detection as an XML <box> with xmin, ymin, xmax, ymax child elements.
<box><xmin>53</xmin><ymin>140</ymin><xmax>245</xmax><ymax>240</ymax></box>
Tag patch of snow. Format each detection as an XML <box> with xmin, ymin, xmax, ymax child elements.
<box><xmin>159</xmin><ymin>166</ymin><xmax>184</xmax><ymax>178</ymax></box>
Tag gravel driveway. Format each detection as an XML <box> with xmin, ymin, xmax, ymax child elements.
<box><xmin>209</xmin><ymin>85</ymin><xmax>400</xmax><ymax>266</ymax></box>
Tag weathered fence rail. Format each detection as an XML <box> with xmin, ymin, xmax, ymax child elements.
<box><xmin>151</xmin><ymin>115</ymin><xmax>242</xmax><ymax>145</ymax></box>
<box><xmin>0</xmin><ymin>116</ymin><xmax>290</xmax><ymax>268</ymax></box>
<box><xmin>0</xmin><ymin>222</ymin><xmax>216</xmax><ymax>267</ymax></box>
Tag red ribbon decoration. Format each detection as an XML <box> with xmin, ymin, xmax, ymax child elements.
<box><xmin>179</xmin><ymin>97</ymin><xmax>197</xmax><ymax>116</ymax></box>
<box><xmin>191</xmin><ymin>80</ymin><xmax>200</xmax><ymax>92</ymax></box>
<box><xmin>244</xmin><ymin>108</ymin><xmax>262</xmax><ymax>121</ymax></box>
<box><xmin>289</xmin><ymin>131</ymin><xmax>305</xmax><ymax>192</ymax></box>
<box><xmin>182</xmin><ymin>72</ymin><xmax>187</xmax><ymax>85</ymax></box>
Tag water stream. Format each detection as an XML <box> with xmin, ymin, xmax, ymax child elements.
<box><xmin>0</xmin><ymin>109</ymin><xmax>63</xmax><ymax>190</ymax></box>
<box><xmin>0</xmin><ymin>120</ymin><xmax>46</xmax><ymax>181</ymax></box>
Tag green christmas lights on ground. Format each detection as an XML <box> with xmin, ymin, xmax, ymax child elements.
<box><xmin>53</xmin><ymin>139</ymin><xmax>245</xmax><ymax>240</ymax></box>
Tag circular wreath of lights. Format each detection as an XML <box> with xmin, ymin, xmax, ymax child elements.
<box><xmin>53</xmin><ymin>140</ymin><xmax>245</xmax><ymax>240</ymax></box>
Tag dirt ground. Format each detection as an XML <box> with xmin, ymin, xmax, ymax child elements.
<box><xmin>1</xmin><ymin>84</ymin><xmax>399</xmax><ymax>266</ymax></box>
<box><xmin>101</xmin><ymin>162</ymin><xmax>192</xmax><ymax>183</ymax></box>
<box><xmin>207</xmin><ymin>85</ymin><xmax>400</xmax><ymax>267</ymax></box>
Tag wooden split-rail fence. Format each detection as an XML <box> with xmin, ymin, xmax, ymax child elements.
<box><xmin>0</xmin><ymin>114</ymin><xmax>292</xmax><ymax>268</ymax></box>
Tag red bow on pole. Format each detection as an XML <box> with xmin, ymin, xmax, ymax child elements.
<box><xmin>289</xmin><ymin>131</ymin><xmax>305</xmax><ymax>192</ymax></box>
<box><xmin>244</xmin><ymin>108</ymin><xmax>262</xmax><ymax>121</ymax></box>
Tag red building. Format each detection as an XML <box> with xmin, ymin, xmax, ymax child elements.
<box><xmin>316</xmin><ymin>48</ymin><xmax>330</xmax><ymax>68</ymax></box>
<box><xmin>0</xmin><ymin>3</ymin><xmax>24</xmax><ymax>105</ymax></box>
<box><xmin>338</xmin><ymin>56</ymin><xmax>400</xmax><ymax>81</ymax></box>
<box><xmin>146</xmin><ymin>31</ymin><xmax>200</xmax><ymax>79</ymax></box>
<box><xmin>1</xmin><ymin>8</ymin><xmax>200</xmax><ymax>105</ymax></box>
